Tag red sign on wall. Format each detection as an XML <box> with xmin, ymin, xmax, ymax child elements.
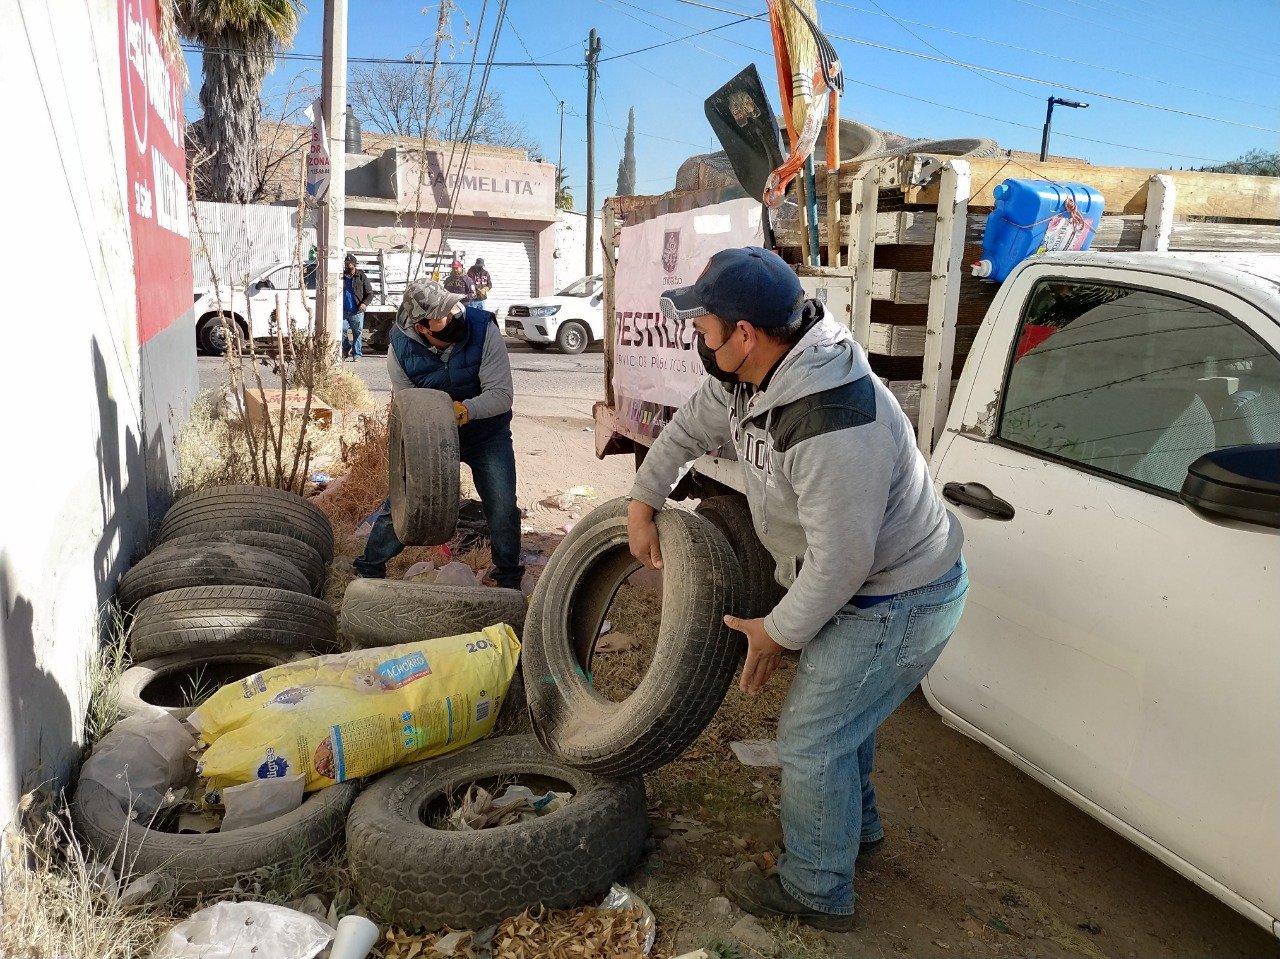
<box><xmin>118</xmin><ymin>0</ymin><xmax>192</xmax><ymax>345</ymax></box>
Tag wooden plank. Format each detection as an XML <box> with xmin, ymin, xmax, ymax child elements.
<box><xmin>602</xmin><ymin>203</ymin><xmax>618</xmax><ymax>407</ymax></box>
<box><xmin>1141</xmin><ymin>174</ymin><xmax>1176</xmax><ymax>252</ymax></box>
<box><xmin>875</xmin><ymin>210</ymin><xmax>936</xmax><ymax>245</ymax></box>
<box><xmin>851</xmin><ymin>167</ymin><xmax>880</xmax><ymax>346</ymax></box>
<box><xmin>919</xmin><ymin>161</ymin><xmax>971</xmax><ymax>455</ymax></box>
<box><xmin>906</xmin><ymin>157</ymin><xmax>1280</xmax><ymax>219</ymax></box>
<box><xmin>867</xmin><ymin>322</ymin><xmax>979</xmax><ymax>357</ymax></box>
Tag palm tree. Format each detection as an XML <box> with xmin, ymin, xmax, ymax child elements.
<box><xmin>556</xmin><ymin>167</ymin><xmax>574</xmax><ymax>211</ymax></box>
<box><xmin>179</xmin><ymin>1</ymin><xmax>302</xmax><ymax>203</ymax></box>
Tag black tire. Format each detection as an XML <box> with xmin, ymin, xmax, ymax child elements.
<box><xmin>340</xmin><ymin>580</ymin><xmax>527</xmax><ymax>648</ymax></box>
<box><xmin>162</xmin><ymin>530</ymin><xmax>326</xmax><ymax>596</ymax></box>
<box><xmin>130</xmin><ymin>585</ymin><xmax>338</xmax><ymax>661</ymax></box>
<box><xmin>197</xmin><ymin>314</ymin><xmax>243</xmax><ymax>356</ymax></box>
<box><xmin>556</xmin><ymin>321</ymin><xmax>589</xmax><ymax>355</ymax></box>
<box><xmin>695</xmin><ymin>496</ymin><xmax>786</xmax><ymax>620</ymax></box>
<box><xmin>159</xmin><ymin>485</ymin><xmax>335</xmax><ymax>562</ymax></box>
<box><xmin>522</xmin><ymin>498</ymin><xmax>744</xmax><ymax>778</ymax></box>
<box><xmin>117</xmin><ymin>646</ymin><xmax>298</xmax><ymax>722</ymax></box>
<box><xmin>73</xmin><ymin>777</ymin><xmax>356</xmax><ymax>899</ymax></box>
<box><xmin>388</xmin><ymin>388</ymin><xmax>459</xmax><ymax>546</ymax></box>
<box><xmin>527</xmin><ymin>342</ymin><xmax>551</xmax><ymax>351</ymax></box>
<box><xmin>345</xmin><ymin>735</ymin><xmax>647</xmax><ymax>930</ymax></box>
<box><xmin>117</xmin><ymin>543</ymin><xmax>310</xmax><ymax>610</ymax></box>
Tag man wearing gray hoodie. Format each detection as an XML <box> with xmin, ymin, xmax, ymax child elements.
<box><xmin>628</xmin><ymin>247</ymin><xmax>967</xmax><ymax>930</ymax></box>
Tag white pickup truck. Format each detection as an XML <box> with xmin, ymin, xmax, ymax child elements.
<box><xmin>504</xmin><ymin>275</ymin><xmax>605</xmax><ymax>354</ymax></box>
<box><xmin>592</xmin><ymin>159</ymin><xmax>1280</xmax><ymax>935</ymax></box>
<box><xmin>192</xmin><ymin>249</ymin><xmax>452</xmax><ymax>355</ymax></box>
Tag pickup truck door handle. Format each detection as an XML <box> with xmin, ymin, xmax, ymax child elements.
<box><xmin>943</xmin><ymin>482</ymin><xmax>1016</xmax><ymax>520</ymax></box>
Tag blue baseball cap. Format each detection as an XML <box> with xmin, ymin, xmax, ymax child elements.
<box><xmin>660</xmin><ymin>247</ymin><xmax>804</xmax><ymax>329</ymax></box>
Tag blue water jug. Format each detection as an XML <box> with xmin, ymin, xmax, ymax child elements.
<box><xmin>972</xmin><ymin>179</ymin><xmax>1104</xmax><ymax>282</ymax></box>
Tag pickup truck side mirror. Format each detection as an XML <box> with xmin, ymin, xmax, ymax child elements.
<box><xmin>1180</xmin><ymin>443</ymin><xmax>1280</xmax><ymax>529</ymax></box>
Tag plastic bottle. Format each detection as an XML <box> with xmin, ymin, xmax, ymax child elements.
<box><xmin>972</xmin><ymin>179</ymin><xmax>1105</xmax><ymax>282</ymax></box>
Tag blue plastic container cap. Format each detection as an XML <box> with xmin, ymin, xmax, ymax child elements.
<box><xmin>973</xmin><ymin>179</ymin><xmax>1105</xmax><ymax>282</ymax></box>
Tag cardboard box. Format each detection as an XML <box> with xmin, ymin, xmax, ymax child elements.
<box><xmin>243</xmin><ymin>388</ymin><xmax>334</xmax><ymax>431</ymax></box>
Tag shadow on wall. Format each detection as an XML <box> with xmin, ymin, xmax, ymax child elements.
<box><xmin>0</xmin><ymin>559</ymin><xmax>73</xmax><ymax>797</ymax></box>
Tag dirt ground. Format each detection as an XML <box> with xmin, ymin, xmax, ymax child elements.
<box><xmin>501</xmin><ymin>408</ymin><xmax>1277</xmax><ymax>958</ymax></box>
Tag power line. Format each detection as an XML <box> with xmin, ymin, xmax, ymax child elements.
<box><xmin>503</xmin><ymin>13</ymin><xmax>565</xmax><ymax>104</ymax></box>
<box><xmin>180</xmin><ymin>43</ymin><xmax>582</xmax><ymax>68</ymax></box>
<box><xmin>600</xmin><ymin>13</ymin><xmax>756</xmax><ymax>61</ymax></box>
<box><xmin>817</xmin><ymin>0</ymin><xmax>1280</xmax><ymax>113</ymax></box>
<box><xmin>596</xmin><ymin>0</ymin><xmax>737</xmax><ymax>64</ymax></box>
<box><xmin>672</xmin><ymin>0</ymin><xmax>1280</xmax><ymax>134</ymax></box>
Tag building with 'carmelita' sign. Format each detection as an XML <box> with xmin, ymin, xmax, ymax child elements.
<box><xmin>341</xmin><ymin>141</ymin><xmax>559</xmax><ymax>316</ymax></box>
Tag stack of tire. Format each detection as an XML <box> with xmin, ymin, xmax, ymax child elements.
<box><xmin>74</xmin><ymin>484</ymin><xmax>356</xmax><ymax>897</ymax></box>
<box><xmin>343</xmin><ymin>496</ymin><xmax>759</xmax><ymax>932</ymax></box>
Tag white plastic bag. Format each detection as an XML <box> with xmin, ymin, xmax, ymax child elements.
<box><xmin>220</xmin><ymin>773</ymin><xmax>305</xmax><ymax>831</ymax></box>
<box><xmin>158</xmin><ymin>901</ymin><xmax>334</xmax><ymax>959</ymax></box>
<box><xmin>434</xmin><ymin>561</ymin><xmax>480</xmax><ymax>586</ymax></box>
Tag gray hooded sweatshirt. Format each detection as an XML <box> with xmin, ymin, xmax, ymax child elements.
<box><xmin>630</xmin><ymin>311</ymin><xmax>963</xmax><ymax>650</ymax></box>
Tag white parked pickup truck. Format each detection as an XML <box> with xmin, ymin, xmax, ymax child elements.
<box><xmin>193</xmin><ymin>260</ymin><xmax>317</xmax><ymax>355</ymax></box>
<box><xmin>592</xmin><ymin>163</ymin><xmax>1280</xmax><ymax>935</ymax></box>
<box><xmin>925</xmin><ymin>250</ymin><xmax>1280</xmax><ymax>936</ymax></box>
<box><xmin>504</xmin><ymin>275</ymin><xmax>604</xmax><ymax>354</ymax></box>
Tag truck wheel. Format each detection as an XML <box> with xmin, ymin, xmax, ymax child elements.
<box><xmin>159</xmin><ymin>485</ymin><xmax>335</xmax><ymax>562</ymax></box>
<box><xmin>73</xmin><ymin>777</ymin><xmax>355</xmax><ymax>899</ymax></box>
<box><xmin>389</xmin><ymin>389</ymin><xmax>459</xmax><ymax>546</ymax></box>
<box><xmin>556</xmin><ymin>321</ymin><xmax>589</xmax><ymax>355</ymax></box>
<box><xmin>117</xmin><ymin>542</ymin><xmax>311</xmax><ymax>610</ymax></box>
<box><xmin>345</xmin><ymin>735</ymin><xmax>647</xmax><ymax>930</ymax></box>
<box><xmin>340</xmin><ymin>579</ymin><xmax>527</xmax><ymax>648</ymax></box>
<box><xmin>116</xmin><ymin>646</ymin><xmax>297</xmax><ymax>722</ymax></box>
<box><xmin>163</xmin><ymin>530</ymin><xmax>326</xmax><ymax>596</ymax></box>
<box><xmin>695</xmin><ymin>496</ymin><xmax>786</xmax><ymax>620</ymax></box>
<box><xmin>522</xmin><ymin>498</ymin><xmax>745</xmax><ymax>777</ymax></box>
<box><xmin>130</xmin><ymin>585</ymin><xmax>337</xmax><ymax>661</ymax></box>
<box><xmin>198</xmin><ymin>315</ymin><xmax>242</xmax><ymax>356</ymax></box>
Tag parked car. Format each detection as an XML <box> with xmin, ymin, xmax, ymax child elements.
<box><xmin>192</xmin><ymin>261</ymin><xmax>317</xmax><ymax>355</ymax></box>
<box><xmin>504</xmin><ymin>275</ymin><xmax>604</xmax><ymax>354</ymax></box>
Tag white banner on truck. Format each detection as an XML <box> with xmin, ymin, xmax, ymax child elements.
<box><xmin>612</xmin><ymin>198</ymin><xmax>763</xmax><ymax>438</ymax></box>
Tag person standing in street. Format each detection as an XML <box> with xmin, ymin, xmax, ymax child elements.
<box><xmin>467</xmin><ymin>258</ymin><xmax>493</xmax><ymax>311</ymax></box>
<box><xmin>627</xmin><ymin>247</ymin><xmax>967</xmax><ymax>931</ymax></box>
<box><xmin>443</xmin><ymin>259</ymin><xmax>477</xmax><ymax>304</ymax></box>
<box><xmin>354</xmin><ymin>279</ymin><xmax>524</xmax><ymax>590</ymax></box>
<box><xmin>342</xmin><ymin>253</ymin><xmax>372</xmax><ymax>362</ymax></box>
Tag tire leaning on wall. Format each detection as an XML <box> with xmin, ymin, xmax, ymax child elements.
<box><xmin>388</xmin><ymin>388</ymin><xmax>460</xmax><ymax>546</ymax></box>
<box><xmin>73</xmin><ymin>778</ymin><xmax>356</xmax><ymax>899</ymax></box>
<box><xmin>162</xmin><ymin>530</ymin><xmax>326</xmax><ymax>596</ymax></box>
<box><xmin>116</xmin><ymin>542</ymin><xmax>311</xmax><ymax>610</ymax></box>
<box><xmin>158</xmin><ymin>485</ymin><xmax>335</xmax><ymax>563</ymax></box>
<box><xmin>521</xmin><ymin>498</ymin><xmax>745</xmax><ymax>778</ymax></box>
<box><xmin>129</xmin><ymin>585</ymin><xmax>338</xmax><ymax>661</ymax></box>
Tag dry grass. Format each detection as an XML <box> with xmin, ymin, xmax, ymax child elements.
<box><xmin>0</xmin><ymin>795</ymin><xmax>176</xmax><ymax>958</ymax></box>
<box><xmin>311</xmin><ymin>410</ymin><xmax>391</xmax><ymax>536</ymax></box>
<box><xmin>292</xmin><ymin>364</ymin><xmax>376</xmax><ymax>412</ymax></box>
<box><xmin>83</xmin><ymin>605</ymin><xmax>131</xmax><ymax>750</ymax></box>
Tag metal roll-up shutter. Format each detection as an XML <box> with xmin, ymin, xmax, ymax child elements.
<box><xmin>444</xmin><ymin>228</ymin><xmax>538</xmax><ymax>317</ymax></box>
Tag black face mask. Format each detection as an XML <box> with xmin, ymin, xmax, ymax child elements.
<box><xmin>423</xmin><ymin>310</ymin><xmax>466</xmax><ymax>344</ymax></box>
<box><xmin>697</xmin><ymin>331</ymin><xmax>748</xmax><ymax>385</ymax></box>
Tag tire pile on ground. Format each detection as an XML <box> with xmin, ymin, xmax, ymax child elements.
<box><xmin>74</xmin><ymin>484</ymin><xmax>353</xmax><ymax>896</ymax></box>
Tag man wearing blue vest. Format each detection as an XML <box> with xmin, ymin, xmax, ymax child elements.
<box><xmin>353</xmin><ymin>279</ymin><xmax>524</xmax><ymax>589</ymax></box>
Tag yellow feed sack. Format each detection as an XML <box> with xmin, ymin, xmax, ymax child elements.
<box><xmin>189</xmin><ymin>625</ymin><xmax>520</xmax><ymax>795</ymax></box>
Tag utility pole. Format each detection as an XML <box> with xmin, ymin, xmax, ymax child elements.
<box><xmin>317</xmin><ymin>0</ymin><xmax>348</xmax><ymax>353</ymax></box>
<box><xmin>585</xmin><ymin>29</ymin><xmax>601</xmax><ymax>276</ymax></box>
<box><xmin>1040</xmin><ymin>96</ymin><xmax>1088</xmax><ymax>162</ymax></box>
<box><xmin>557</xmin><ymin>100</ymin><xmax>566</xmax><ymax>183</ymax></box>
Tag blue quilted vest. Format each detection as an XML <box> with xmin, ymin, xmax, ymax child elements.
<box><xmin>390</xmin><ymin>307</ymin><xmax>511</xmax><ymax>446</ymax></box>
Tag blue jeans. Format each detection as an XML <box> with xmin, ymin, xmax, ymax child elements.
<box><xmin>777</xmin><ymin>557</ymin><xmax>968</xmax><ymax>916</ymax></box>
<box><xmin>353</xmin><ymin>425</ymin><xmax>525</xmax><ymax>588</ymax></box>
<box><xmin>343</xmin><ymin>311</ymin><xmax>365</xmax><ymax>357</ymax></box>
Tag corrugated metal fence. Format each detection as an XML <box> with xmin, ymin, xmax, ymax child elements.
<box><xmin>190</xmin><ymin>202</ymin><xmax>315</xmax><ymax>287</ymax></box>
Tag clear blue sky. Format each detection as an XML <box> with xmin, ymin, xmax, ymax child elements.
<box><xmin>183</xmin><ymin>0</ymin><xmax>1280</xmax><ymax>203</ymax></box>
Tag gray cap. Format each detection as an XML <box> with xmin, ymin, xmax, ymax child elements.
<box><xmin>398</xmin><ymin>278</ymin><xmax>465</xmax><ymax>328</ymax></box>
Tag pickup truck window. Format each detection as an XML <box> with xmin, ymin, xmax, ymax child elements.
<box><xmin>997</xmin><ymin>280</ymin><xmax>1280</xmax><ymax>494</ymax></box>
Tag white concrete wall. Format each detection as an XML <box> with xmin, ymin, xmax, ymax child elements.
<box><xmin>554</xmin><ymin>210</ymin><xmax>604</xmax><ymax>292</ymax></box>
<box><xmin>0</xmin><ymin>0</ymin><xmax>169</xmax><ymax>826</ymax></box>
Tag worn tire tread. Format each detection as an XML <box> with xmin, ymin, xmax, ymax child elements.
<box><xmin>118</xmin><ymin>543</ymin><xmax>310</xmax><ymax>610</ymax></box>
<box><xmin>340</xmin><ymin>580</ymin><xmax>526</xmax><ymax>648</ymax></box>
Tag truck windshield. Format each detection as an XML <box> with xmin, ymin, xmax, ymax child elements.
<box><xmin>557</xmin><ymin>276</ymin><xmax>602</xmax><ymax>297</ymax></box>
